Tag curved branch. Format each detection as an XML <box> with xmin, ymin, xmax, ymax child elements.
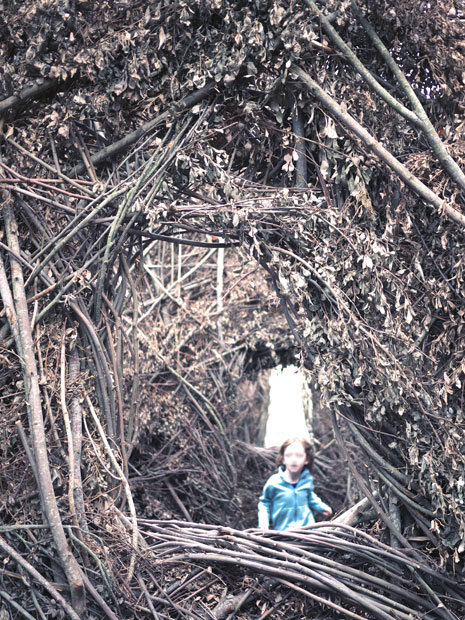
<box><xmin>304</xmin><ymin>0</ymin><xmax>465</xmax><ymax>194</ymax></box>
<box><xmin>350</xmin><ymin>0</ymin><xmax>465</xmax><ymax>194</ymax></box>
<box><xmin>291</xmin><ymin>64</ymin><xmax>465</xmax><ymax>227</ymax></box>
<box><xmin>85</xmin><ymin>394</ymin><xmax>139</xmax><ymax>583</ymax></box>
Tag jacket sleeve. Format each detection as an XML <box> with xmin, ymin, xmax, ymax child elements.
<box><xmin>257</xmin><ymin>480</ymin><xmax>274</xmax><ymax>529</ymax></box>
<box><xmin>308</xmin><ymin>479</ymin><xmax>331</xmax><ymax>513</ymax></box>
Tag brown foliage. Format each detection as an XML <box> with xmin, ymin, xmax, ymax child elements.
<box><xmin>1</xmin><ymin>0</ymin><xmax>465</xmax><ymax>618</ymax></box>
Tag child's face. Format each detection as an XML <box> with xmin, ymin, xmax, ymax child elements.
<box><xmin>283</xmin><ymin>441</ymin><xmax>308</xmax><ymax>475</ymax></box>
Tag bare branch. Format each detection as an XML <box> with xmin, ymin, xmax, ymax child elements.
<box><xmin>291</xmin><ymin>64</ymin><xmax>465</xmax><ymax>227</ymax></box>
<box><xmin>3</xmin><ymin>201</ymin><xmax>86</xmax><ymax>615</ymax></box>
<box><xmin>0</xmin><ymin>79</ymin><xmax>57</xmax><ymax>114</ymax></box>
<box><xmin>350</xmin><ymin>0</ymin><xmax>465</xmax><ymax>194</ymax></box>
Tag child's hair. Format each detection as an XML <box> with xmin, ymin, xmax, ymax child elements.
<box><xmin>277</xmin><ymin>437</ymin><xmax>314</xmax><ymax>472</ymax></box>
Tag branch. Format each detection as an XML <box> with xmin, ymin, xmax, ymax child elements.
<box><xmin>332</xmin><ymin>495</ymin><xmax>376</xmax><ymax>527</ymax></box>
<box><xmin>212</xmin><ymin>589</ymin><xmax>253</xmax><ymax>619</ymax></box>
<box><xmin>303</xmin><ymin>0</ymin><xmax>420</xmax><ymax>125</ymax></box>
<box><xmin>25</xmin><ymin>186</ymin><xmax>126</xmax><ymax>289</ymax></box>
<box><xmin>304</xmin><ymin>0</ymin><xmax>465</xmax><ymax>194</ymax></box>
<box><xmin>0</xmin><ymin>590</ymin><xmax>36</xmax><ymax>620</ymax></box>
<box><xmin>72</xmin><ymin>303</ymin><xmax>116</xmax><ymax>438</ymax></box>
<box><xmin>216</xmin><ymin>245</ymin><xmax>225</xmax><ymax>343</ymax></box>
<box><xmin>3</xmin><ymin>201</ymin><xmax>86</xmax><ymax>615</ymax></box>
<box><xmin>127</xmin><ymin>227</ymin><xmax>238</xmax><ymax>248</ymax></box>
<box><xmin>85</xmin><ymin>394</ymin><xmax>139</xmax><ymax>583</ymax></box>
<box><xmin>120</xmin><ymin>255</ymin><xmax>140</xmax><ymax>451</ymax></box>
<box><xmin>291</xmin><ymin>64</ymin><xmax>465</xmax><ymax>227</ymax></box>
<box><xmin>5</xmin><ymin>137</ymin><xmax>95</xmax><ymax>197</ymax></box>
<box><xmin>331</xmin><ymin>411</ymin><xmax>423</xmax><ymax>560</ymax></box>
<box><xmin>292</xmin><ymin>105</ymin><xmax>308</xmax><ymax>188</ymax></box>
<box><xmin>165</xmin><ymin>480</ymin><xmax>193</xmax><ymax>522</ymax></box>
<box><xmin>350</xmin><ymin>0</ymin><xmax>465</xmax><ymax>194</ymax></box>
<box><xmin>69</xmin><ymin>83</ymin><xmax>216</xmax><ymax>177</ymax></box>
<box><xmin>60</xmin><ymin>326</ymin><xmax>81</xmax><ymax>538</ymax></box>
<box><xmin>68</xmin><ymin>345</ymin><xmax>89</xmax><ymax>535</ymax></box>
<box><xmin>0</xmin><ymin>238</ymin><xmax>21</xmax><ymax>350</ymax></box>
<box><xmin>0</xmin><ymin>79</ymin><xmax>57</xmax><ymax>114</ymax></box>
<box><xmin>0</xmin><ymin>534</ymin><xmax>81</xmax><ymax>620</ymax></box>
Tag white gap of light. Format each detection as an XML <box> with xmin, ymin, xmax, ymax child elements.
<box><xmin>264</xmin><ymin>365</ymin><xmax>310</xmax><ymax>448</ymax></box>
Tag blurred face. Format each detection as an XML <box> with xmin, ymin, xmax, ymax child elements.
<box><xmin>283</xmin><ymin>441</ymin><xmax>308</xmax><ymax>477</ymax></box>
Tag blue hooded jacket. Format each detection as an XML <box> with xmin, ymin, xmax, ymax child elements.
<box><xmin>258</xmin><ymin>467</ymin><xmax>330</xmax><ymax>531</ymax></box>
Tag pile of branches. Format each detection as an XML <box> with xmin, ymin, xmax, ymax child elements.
<box><xmin>1</xmin><ymin>0</ymin><xmax>465</xmax><ymax>618</ymax></box>
<box><xmin>136</xmin><ymin>520</ymin><xmax>465</xmax><ymax>620</ymax></box>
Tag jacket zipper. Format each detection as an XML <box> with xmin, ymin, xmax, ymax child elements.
<box><xmin>293</xmin><ymin>486</ymin><xmax>298</xmax><ymax>522</ymax></box>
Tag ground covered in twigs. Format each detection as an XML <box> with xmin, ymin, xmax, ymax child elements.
<box><xmin>1</xmin><ymin>0</ymin><xmax>465</xmax><ymax>618</ymax></box>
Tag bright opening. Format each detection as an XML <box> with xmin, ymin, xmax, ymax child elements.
<box><xmin>264</xmin><ymin>365</ymin><xmax>310</xmax><ymax>448</ymax></box>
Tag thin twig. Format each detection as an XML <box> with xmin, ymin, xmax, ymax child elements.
<box><xmin>85</xmin><ymin>394</ymin><xmax>139</xmax><ymax>582</ymax></box>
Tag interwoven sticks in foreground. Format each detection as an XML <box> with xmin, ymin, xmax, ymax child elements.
<box><xmin>137</xmin><ymin>519</ymin><xmax>465</xmax><ymax>620</ymax></box>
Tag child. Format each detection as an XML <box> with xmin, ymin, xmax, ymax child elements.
<box><xmin>258</xmin><ymin>437</ymin><xmax>332</xmax><ymax>531</ymax></box>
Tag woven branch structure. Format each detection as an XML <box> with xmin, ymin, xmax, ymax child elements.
<box><xmin>1</xmin><ymin>1</ymin><xmax>465</xmax><ymax>618</ymax></box>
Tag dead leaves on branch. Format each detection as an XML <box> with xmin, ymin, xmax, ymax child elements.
<box><xmin>1</xmin><ymin>0</ymin><xmax>465</xmax><ymax>618</ymax></box>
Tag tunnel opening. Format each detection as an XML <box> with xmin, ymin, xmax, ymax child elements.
<box><xmin>128</xmin><ymin>239</ymin><xmax>348</xmax><ymax>530</ymax></box>
<box><xmin>263</xmin><ymin>364</ymin><xmax>309</xmax><ymax>448</ymax></box>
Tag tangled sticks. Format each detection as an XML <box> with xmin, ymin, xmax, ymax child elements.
<box><xmin>137</xmin><ymin>520</ymin><xmax>464</xmax><ymax>619</ymax></box>
<box><xmin>1</xmin><ymin>1</ymin><xmax>465</xmax><ymax>615</ymax></box>
<box><xmin>1</xmin><ymin>114</ymin><xmax>465</xmax><ymax>617</ymax></box>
